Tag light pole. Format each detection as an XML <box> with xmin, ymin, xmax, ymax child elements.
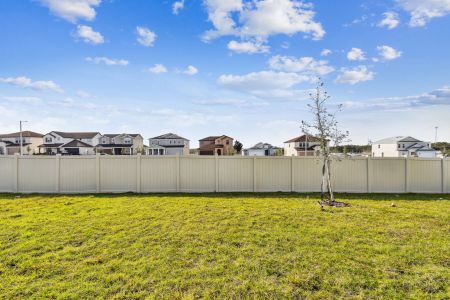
<box><xmin>435</xmin><ymin>126</ymin><xmax>438</xmax><ymax>143</ymax></box>
<box><xmin>19</xmin><ymin>120</ymin><xmax>28</xmax><ymax>156</ymax></box>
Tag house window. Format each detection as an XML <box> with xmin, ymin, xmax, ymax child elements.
<box><xmin>226</xmin><ymin>140</ymin><xmax>230</xmax><ymax>145</ymax></box>
<box><xmin>45</xmin><ymin>137</ymin><xmax>52</xmax><ymax>143</ymax></box>
<box><xmin>102</xmin><ymin>139</ymin><xmax>106</xmax><ymax>144</ymax></box>
<box><xmin>378</xmin><ymin>145</ymin><xmax>380</xmax><ymax>149</ymax></box>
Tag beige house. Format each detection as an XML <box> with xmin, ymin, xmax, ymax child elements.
<box><xmin>96</xmin><ymin>134</ymin><xmax>144</xmax><ymax>155</ymax></box>
<box><xmin>284</xmin><ymin>135</ymin><xmax>322</xmax><ymax>157</ymax></box>
<box><xmin>199</xmin><ymin>135</ymin><xmax>234</xmax><ymax>155</ymax></box>
<box><xmin>0</xmin><ymin>131</ymin><xmax>44</xmax><ymax>155</ymax></box>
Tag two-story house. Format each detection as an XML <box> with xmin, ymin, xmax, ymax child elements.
<box><xmin>38</xmin><ymin>131</ymin><xmax>101</xmax><ymax>155</ymax></box>
<box><xmin>0</xmin><ymin>131</ymin><xmax>44</xmax><ymax>155</ymax></box>
<box><xmin>372</xmin><ymin>136</ymin><xmax>437</xmax><ymax>158</ymax></box>
<box><xmin>0</xmin><ymin>141</ymin><xmax>6</xmax><ymax>155</ymax></box>
<box><xmin>147</xmin><ymin>133</ymin><xmax>190</xmax><ymax>156</ymax></box>
<box><xmin>243</xmin><ymin>142</ymin><xmax>281</xmax><ymax>156</ymax></box>
<box><xmin>96</xmin><ymin>134</ymin><xmax>144</xmax><ymax>155</ymax></box>
<box><xmin>284</xmin><ymin>135</ymin><xmax>322</xmax><ymax>157</ymax></box>
<box><xmin>198</xmin><ymin>135</ymin><xmax>234</xmax><ymax>155</ymax></box>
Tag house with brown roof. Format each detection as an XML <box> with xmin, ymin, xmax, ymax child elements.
<box><xmin>284</xmin><ymin>134</ymin><xmax>323</xmax><ymax>156</ymax></box>
<box><xmin>0</xmin><ymin>131</ymin><xmax>44</xmax><ymax>155</ymax></box>
<box><xmin>198</xmin><ymin>135</ymin><xmax>234</xmax><ymax>155</ymax></box>
<box><xmin>38</xmin><ymin>131</ymin><xmax>101</xmax><ymax>155</ymax></box>
<box><xmin>96</xmin><ymin>133</ymin><xmax>144</xmax><ymax>155</ymax></box>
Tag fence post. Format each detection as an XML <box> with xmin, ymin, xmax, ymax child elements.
<box><xmin>176</xmin><ymin>154</ymin><xmax>180</xmax><ymax>192</ymax></box>
<box><xmin>405</xmin><ymin>158</ymin><xmax>410</xmax><ymax>193</ymax></box>
<box><xmin>367</xmin><ymin>157</ymin><xmax>371</xmax><ymax>193</ymax></box>
<box><xmin>96</xmin><ymin>153</ymin><xmax>100</xmax><ymax>193</ymax></box>
<box><xmin>136</xmin><ymin>154</ymin><xmax>141</xmax><ymax>193</ymax></box>
<box><xmin>215</xmin><ymin>154</ymin><xmax>219</xmax><ymax>192</ymax></box>
<box><xmin>442</xmin><ymin>159</ymin><xmax>446</xmax><ymax>194</ymax></box>
<box><xmin>13</xmin><ymin>154</ymin><xmax>19</xmax><ymax>193</ymax></box>
<box><xmin>290</xmin><ymin>156</ymin><xmax>294</xmax><ymax>192</ymax></box>
<box><xmin>55</xmin><ymin>154</ymin><xmax>61</xmax><ymax>193</ymax></box>
<box><xmin>253</xmin><ymin>156</ymin><xmax>256</xmax><ymax>192</ymax></box>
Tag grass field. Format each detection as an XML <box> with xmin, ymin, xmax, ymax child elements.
<box><xmin>0</xmin><ymin>193</ymin><xmax>449</xmax><ymax>299</ymax></box>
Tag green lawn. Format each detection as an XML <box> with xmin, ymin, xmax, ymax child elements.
<box><xmin>0</xmin><ymin>193</ymin><xmax>449</xmax><ymax>299</ymax></box>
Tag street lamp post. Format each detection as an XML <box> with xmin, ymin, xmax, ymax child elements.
<box><xmin>19</xmin><ymin>120</ymin><xmax>28</xmax><ymax>156</ymax></box>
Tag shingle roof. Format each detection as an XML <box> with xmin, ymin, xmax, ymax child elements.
<box><xmin>103</xmin><ymin>133</ymin><xmax>141</xmax><ymax>138</ymax></box>
<box><xmin>51</xmin><ymin>131</ymin><xmax>100</xmax><ymax>139</ymax></box>
<box><xmin>284</xmin><ymin>135</ymin><xmax>320</xmax><ymax>143</ymax></box>
<box><xmin>61</xmin><ymin>140</ymin><xmax>93</xmax><ymax>148</ymax></box>
<box><xmin>0</xmin><ymin>131</ymin><xmax>44</xmax><ymax>138</ymax></box>
<box><xmin>96</xmin><ymin>144</ymin><xmax>132</xmax><ymax>148</ymax></box>
<box><xmin>150</xmin><ymin>133</ymin><xmax>189</xmax><ymax>140</ymax></box>
<box><xmin>374</xmin><ymin>136</ymin><xmax>423</xmax><ymax>144</ymax></box>
<box><xmin>199</xmin><ymin>135</ymin><xmax>232</xmax><ymax>141</ymax></box>
<box><xmin>247</xmin><ymin>142</ymin><xmax>279</xmax><ymax>150</ymax></box>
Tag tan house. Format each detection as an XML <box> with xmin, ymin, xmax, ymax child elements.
<box><xmin>0</xmin><ymin>131</ymin><xmax>44</xmax><ymax>155</ymax></box>
<box><xmin>284</xmin><ymin>135</ymin><xmax>322</xmax><ymax>157</ymax></box>
<box><xmin>199</xmin><ymin>135</ymin><xmax>234</xmax><ymax>155</ymax></box>
<box><xmin>96</xmin><ymin>134</ymin><xmax>144</xmax><ymax>155</ymax></box>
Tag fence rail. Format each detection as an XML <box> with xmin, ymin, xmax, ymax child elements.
<box><xmin>0</xmin><ymin>155</ymin><xmax>448</xmax><ymax>194</ymax></box>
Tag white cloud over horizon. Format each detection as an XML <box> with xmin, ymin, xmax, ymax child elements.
<box><xmin>377</xmin><ymin>45</ymin><xmax>402</xmax><ymax>60</ymax></box>
<box><xmin>136</xmin><ymin>26</ymin><xmax>157</xmax><ymax>47</ymax></box>
<box><xmin>397</xmin><ymin>0</ymin><xmax>450</xmax><ymax>27</ymax></box>
<box><xmin>227</xmin><ymin>40</ymin><xmax>270</xmax><ymax>54</ymax></box>
<box><xmin>347</xmin><ymin>48</ymin><xmax>366</xmax><ymax>61</ymax></box>
<box><xmin>86</xmin><ymin>56</ymin><xmax>129</xmax><ymax>66</ymax></box>
<box><xmin>378</xmin><ymin>11</ymin><xmax>400</xmax><ymax>29</ymax></box>
<box><xmin>38</xmin><ymin>0</ymin><xmax>101</xmax><ymax>23</ymax></box>
<box><xmin>0</xmin><ymin>76</ymin><xmax>64</xmax><ymax>93</ymax></box>
<box><xmin>148</xmin><ymin>64</ymin><xmax>168</xmax><ymax>74</ymax></box>
<box><xmin>75</xmin><ymin>25</ymin><xmax>104</xmax><ymax>44</ymax></box>
<box><xmin>335</xmin><ymin>66</ymin><xmax>374</xmax><ymax>85</ymax></box>
<box><xmin>268</xmin><ymin>55</ymin><xmax>334</xmax><ymax>75</ymax></box>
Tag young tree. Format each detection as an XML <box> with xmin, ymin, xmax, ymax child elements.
<box><xmin>301</xmin><ymin>80</ymin><xmax>350</xmax><ymax>208</ymax></box>
<box><xmin>233</xmin><ymin>140</ymin><xmax>243</xmax><ymax>154</ymax></box>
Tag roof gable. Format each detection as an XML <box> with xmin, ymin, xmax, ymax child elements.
<box><xmin>0</xmin><ymin>131</ymin><xmax>44</xmax><ymax>138</ymax></box>
<box><xmin>151</xmin><ymin>133</ymin><xmax>189</xmax><ymax>140</ymax></box>
<box><xmin>51</xmin><ymin>131</ymin><xmax>100</xmax><ymax>139</ymax></box>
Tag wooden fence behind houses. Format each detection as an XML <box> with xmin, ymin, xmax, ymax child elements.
<box><xmin>0</xmin><ymin>155</ymin><xmax>448</xmax><ymax>194</ymax></box>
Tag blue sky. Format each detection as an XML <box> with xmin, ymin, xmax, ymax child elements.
<box><xmin>0</xmin><ymin>0</ymin><xmax>449</xmax><ymax>147</ymax></box>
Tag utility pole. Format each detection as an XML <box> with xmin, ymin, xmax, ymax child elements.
<box><xmin>19</xmin><ymin>120</ymin><xmax>28</xmax><ymax>156</ymax></box>
<box><xmin>434</xmin><ymin>126</ymin><xmax>438</xmax><ymax>143</ymax></box>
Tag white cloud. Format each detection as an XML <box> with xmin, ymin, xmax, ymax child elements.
<box><xmin>397</xmin><ymin>0</ymin><xmax>450</xmax><ymax>27</ymax></box>
<box><xmin>75</xmin><ymin>25</ymin><xmax>104</xmax><ymax>44</ymax></box>
<box><xmin>2</xmin><ymin>96</ymin><xmax>42</xmax><ymax>104</ymax></box>
<box><xmin>335</xmin><ymin>66</ymin><xmax>374</xmax><ymax>85</ymax></box>
<box><xmin>136</xmin><ymin>26</ymin><xmax>157</xmax><ymax>47</ymax></box>
<box><xmin>347</xmin><ymin>47</ymin><xmax>366</xmax><ymax>61</ymax></box>
<box><xmin>76</xmin><ymin>90</ymin><xmax>92</xmax><ymax>98</ymax></box>
<box><xmin>193</xmin><ymin>98</ymin><xmax>268</xmax><ymax>107</ymax></box>
<box><xmin>85</xmin><ymin>56</ymin><xmax>129</xmax><ymax>66</ymax></box>
<box><xmin>377</xmin><ymin>45</ymin><xmax>402</xmax><ymax>60</ymax></box>
<box><xmin>218</xmin><ymin>70</ymin><xmax>309</xmax><ymax>91</ymax></box>
<box><xmin>183</xmin><ymin>65</ymin><xmax>198</xmax><ymax>75</ymax></box>
<box><xmin>320</xmin><ymin>49</ymin><xmax>332</xmax><ymax>56</ymax></box>
<box><xmin>268</xmin><ymin>55</ymin><xmax>334</xmax><ymax>75</ymax></box>
<box><xmin>203</xmin><ymin>0</ymin><xmax>324</xmax><ymax>41</ymax></box>
<box><xmin>148</xmin><ymin>64</ymin><xmax>168</xmax><ymax>74</ymax></box>
<box><xmin>377</xmin><ymin>11</ymin><xmax>400</xmax><ymax>29</ymax></box>
<box><xmin>0</xmin><ymin>76</ymin><xmax>64</xmax><ymax>93</ymax></box>
<box><xmin>38</xmin><ymin>0</ymin><xmax>101</xmax><ymax>23</ymax></box>
<box><xmin>172</xmin><ymin>0</ymin><xmax>185</xmax><ymax>15</ymax></box>
<box><xmin>227</xmin><ymin>40</ymin><xmax>269</xmax><ymax>54</ymax></box>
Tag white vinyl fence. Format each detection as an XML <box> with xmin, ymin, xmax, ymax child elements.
<box><xmin>0</xmin><ymin>155</ymin><xmax>448</xmax><ymax>194</ymax></box>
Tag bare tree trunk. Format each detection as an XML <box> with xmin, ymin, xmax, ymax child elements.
<box><xmin>326</xmin><ymin>158</ymin><xmax>335</xmax><ymax>202</ymax></box>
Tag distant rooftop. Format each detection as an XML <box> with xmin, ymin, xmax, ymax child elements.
<box><xmin>0</xmin><ymin>131</ymin><xmax>44</xmax><ymax>138</ymax></box>
<box><xmin>374</xmin><ymin>136</ymin><xmax>423</xmax><ymax>144</ymax></box>
<box><xmin>150</xmin><ymin>133</ymin><xmax>189</xmax><ymax>140</ymax></box>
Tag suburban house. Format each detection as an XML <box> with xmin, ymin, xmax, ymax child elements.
<box><xmin>96</xmin><ymin>134</ymin><xmax>144</xmax><ymax>155</ymax></box>
<box><xmin>38</xmin><ymin>131</ymin><xmax>101</xmax><ymax>155</ymax></box>
<box><xmin>284</xmin><ymin>135</ymin><xmax>322</xmax><ymax>156</ymax></box>
<box><xmin>147</xmin><ymin>133</ymin><xmax>190</xmax><ymax>155</ymax></box>
<box><xmin>198</xmin><ymin>135</ymin><xmax>234</xmax><ymax>155</ymax></box>
<box><xmin>243</xmin><ymin>143</ymin><xmax>281</xmax><ymax>156</ymax></box>
<box><xmin>0</xmin><ymin>131</ymin><xmax>44</xmax><ymax>155</ymax></box>
<box><xmin>372</xmin><ymin>136</ymin><xmax>437</xmax><ymax>158</ymax></box>
<box><xmin>0</xmin><ymin>141</ymin><xmax>6</xmax><ymax>155</ymax></box>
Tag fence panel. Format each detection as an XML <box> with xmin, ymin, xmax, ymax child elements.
<box><xmin>292</xmin><ymin>158</ymin><xmax>322</xmax><ymax>192</ymax></box>
<box><xmin>332</xmin><ymin>158</ymin><xmax>368</xmax><ymax>193</ymax></box>
<box><xmin>370</xmin><ymin>158</ymin><xmax>406</xmax><ymax>193</ymax></box>
<box><xmin>408</xmin><ymin>159</ymin><xmax>442</xmax><ymax>193</ymax></box>
<box><xmin>99</xmin><ymin>157</ymin><xmax>137</xmax><ymax>192</ymax></box>
<box><xmin>179</xmin><ymin>157</ymin><xmax>215</xmax><ymax>192</ymax></box>
<box><xmin>141</xmin><ymin>157</ymin><xmax>177</xmax><ymax>192</ymax></box>
<box><xmin>254</xmin><ymin>157</ymin><xmax>291</xmax><ymax>192</ymax></box>
<box><xmin>445</xmin><ymin>159</ymin><xmax>450</xmax><ymax>194</ymax></box>
<box><xmin>0</xmin><ymin>157</ymin><xmax>14</xmax><ymax>192</ymax></box>
<box><xmin>218</xmin><ymin>157</ymin><xmax>253</xmax><ymax>192</ymax></box>
<box><xmin>60</xmin><ymin>157</ymin><xmax>96</xmax><ymax>193</ymax></box>
<box><xmin>18</xmin><ymin>157</ymin><xmax>56</xmax><ymax>193</ymax></box>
